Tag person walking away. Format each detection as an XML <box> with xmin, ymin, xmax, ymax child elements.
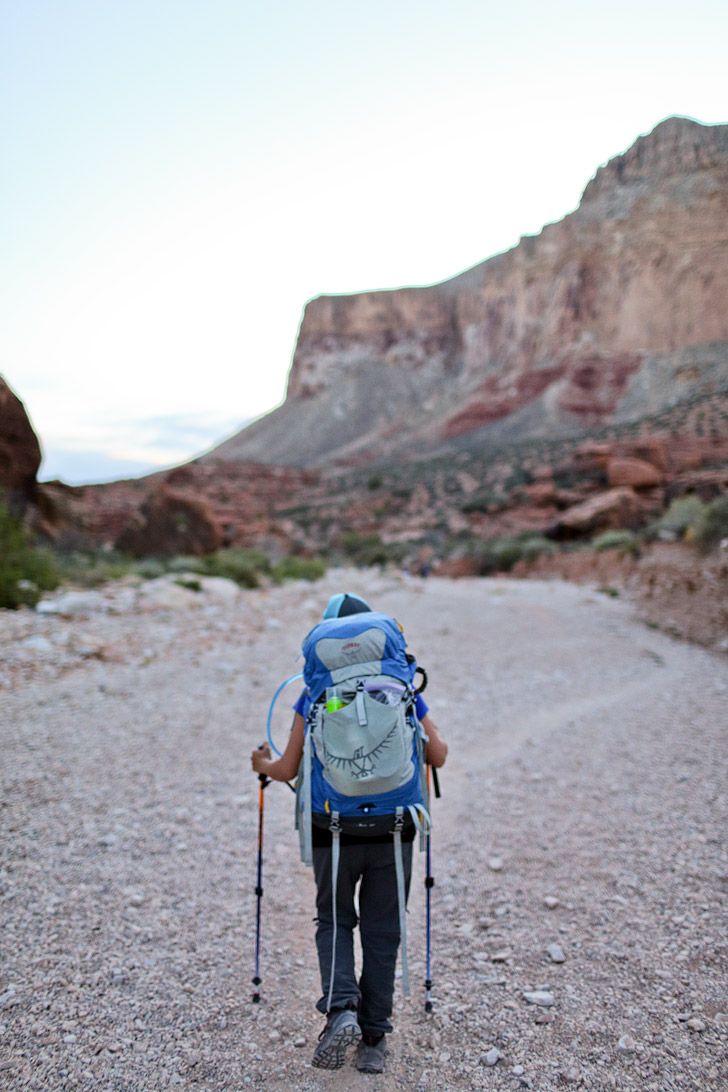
<box><xmin>251</xmin><ymin>592</ymin><xmax>447</xmax><ymax>1073</ymax></box>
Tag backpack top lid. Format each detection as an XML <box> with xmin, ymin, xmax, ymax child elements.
<box><xmin>322</xmin><ymin>593</ymin><xmax>371</xmax><ymax>619</ymax></box>
<box><xmin>302</xmin><ymin>611</ymin><xmax>415</xmax><ymax>702</ymax></box>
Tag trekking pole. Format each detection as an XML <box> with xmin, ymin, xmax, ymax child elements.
<box><xmin>252</xmin><ymin>769</ymin><xmax>270</xmax><ymax>1003</ymax></box>
<box><xmin>424</xmin><ymin>765</ymin><xmax>434</xmax><ymax>1013</ymax></box>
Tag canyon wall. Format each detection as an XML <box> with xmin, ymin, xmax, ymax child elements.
<box><xmin>214</xmin><ymin>116</ymin><xmax>728</xmax><ymax>467</ymax></box>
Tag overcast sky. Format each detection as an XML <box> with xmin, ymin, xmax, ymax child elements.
<box><xmin>2</xmin><ymin>0</ymin><xmax>726</xmax><ymax>483</ymax></box>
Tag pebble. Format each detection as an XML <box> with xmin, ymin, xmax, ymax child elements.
<box><xmin>547</xmin><ymin>943</ymin><xmax>565</xmax><ymax>963</ymax></box>
<box><xmin>617</xmin><ymin>1034</ymin><xmax>638</xmax><ymax>1053</ymax></box>
<box><xmin>481</xmin><ymin>1047</ymin><xmax>500</xmax><ymax>1066</ymax></box>
<box><xmin>543</xmin><ymin>896</ymin><xmax>560</xmax><ymax>909</ymax></box>
<box><xmin>487</xmin><ymin>856</ymin><xmax>504</xmax><ymax>871</ymax></box>
<box><xmin>491</xmin><ymin>948</ymin><xmax>513</xmax><ymax>962</ymax></box>
<box><xmin>20</xmin><ymin>634</ymin><xmax>53</xmax><ymax>652</ymax></box>
<box><xmin>686</xmin><ymin>1017</ymin><xmax>706</xmax><ymax>1032</ymax></box>
<box><xmin>523</xmin><ymin>991</ymin><xmax>555</xmax><ymax>1007</ymax></box>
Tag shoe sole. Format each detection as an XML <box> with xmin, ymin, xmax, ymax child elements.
<box><xmin>357</xmin><ymin>1060</ymin><xmax>385</xmax><ymax>1073</ymax></box>
<box><xmin>312</xmin><ymin>1023</ymin><xmax>361</xmax><ymax>1069</ymax></box>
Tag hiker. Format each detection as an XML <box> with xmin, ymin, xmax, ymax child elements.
<box><xmin>251</xmin><ymin>592</ymin><xmax>447</xmax><ymax>1073</ymax></box>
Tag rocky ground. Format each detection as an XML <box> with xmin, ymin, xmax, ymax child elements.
<box><xmin>1</xmin><ymin>569</ymin><xmax>727</xmax><ymax>1091</ymax></box>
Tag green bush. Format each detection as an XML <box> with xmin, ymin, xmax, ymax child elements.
<box><xmin>271</xmin><ymin>557</ymin><xmax>327</xmax><ymax>584</ymax></box>
<box><xmin>472</xmin><ymin>536</ymin><xmax>523</xmax><ymax>575</ymax></box>
<box><xmin>54</xmin><ymin>551</ymin><xmax>136</xmax><ymax>587</ymax></box>
<box><xmin>339</xmin><ymin>532</ymin><xmax>406</xmax><ymax>568</ymax></box>
<box><xmin>690</xmin><ymin>496</ymin><xmax>728</xmax><ymax>553</ymax></box>
<box><xmin>655</xmin><ymin>495</ymin><xmax>707</xmax><ymax>539</ymax></box>
<box><xmin>592</xmin><ymin>529</ymin><xmax>639</xmax><ymax>554</ymax></box>
<box><xmin>133</xmin><ymin>558</ymin><xmax>167</xmax><ymax>580</ymax></box>
<box><xmin>0</xmin><ymin>505</ymin><xmax>60</xmax><ymax>609</ymax></box>
<box><xmin>169</xmin><ymin>548</ymin><xmax>272</xmax><ymax>588</ymax></box>
<box><xmin>174</xmin><ymin>576</ymin><xmax>202</xmax><ymax>592</ymax></box>
<box><xmin>461</xmin><ymin>492</ymin><xmax>505</xmax><ymax>514</ymax></box>
<box><xmin>519</xmin><ymin>536</ymin><xmax>557</xmax><ymax>564</ymax></box>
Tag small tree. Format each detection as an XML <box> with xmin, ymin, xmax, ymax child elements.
<box><xmin>0</xmin><ymin>503</ymin><xmax>60</xmax><ymax>609</ymax></box>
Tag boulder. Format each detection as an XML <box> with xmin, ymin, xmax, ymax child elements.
<box><xmin>607</xmin><ymin>457</ymin><xmax>663</xmax><ymax>489</ymax></box>
<box><xmin>115</xmin><ymin>488</ymin><xmax>223</xmax><ymax>558</ymax></box>
<box><xmin>0</xmin><ymin>376</ymin><xmax>42</xmax><ymax>513</ymax></box>
<box><xmin>549</xmin><ymin>487</ymin><xmax>643</xmax><ymax>539</ymax></box>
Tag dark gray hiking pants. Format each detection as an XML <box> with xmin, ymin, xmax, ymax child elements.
<box><xmin>312</xmin><ymin>839</ymin><xmax>413</xmax><ymax>1038</ymax></box>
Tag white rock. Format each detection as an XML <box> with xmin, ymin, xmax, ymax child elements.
<box><xmin>481</xmin><ymin>1048</ymin><xmax>500</xmax><ymax>1066</ymax></box>
<box><xmin>523</xmin><ymin>990</ymin><xmax>555</xmax><ymax>1006</ymax></box>
<box><xmin>37</xmin><ymin>590</ymin><xmax>108</xmax><ymax>617</ymax></box>
<box><xmin>19</xmin><ymin>635</ymin><xmax>53</xmax><ymax>652</ymax></box>
<box><xmin>487</xmin><ymin>855</ymin><xmax>504</xmax><ymax>871</ymax></box>
<box><xmin>686</xmin><ymin>1017</ymin><xmax>706</xmax><ymax>1032</ymax></box>
<box><xmin>543</xmin><ymin>895</ymin><xmax>560</xmax><ymax>909</ymax></box>
<box><xmin>198</xmin><ymin>576</ymin><xmax>240</xmax><ymax>602</ymax></box>
<box><xmin>617</xmin><ymin>1034</ymin><xmax>638</xmax><ymax>1053</ymax></box>
<box><xmin>547</xmin><ymin>943</ymin><xmax>566</xmax><ymax>963</ymax></box>
<box><xmin>138</xmin><ymin>581</ymin><xmax>201</xmax><ymax>611</ymax></box>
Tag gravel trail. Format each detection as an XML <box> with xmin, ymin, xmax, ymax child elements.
<box><xmin>1</xmin><ymin>571</ymin><xmax>727</xmax><ymax>1091</ymax></box>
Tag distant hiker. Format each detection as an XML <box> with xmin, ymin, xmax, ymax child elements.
<box><xmin>251</xmin><ymin>592</ymin><xmax>447</xmax><ymax>1073</ymax></box>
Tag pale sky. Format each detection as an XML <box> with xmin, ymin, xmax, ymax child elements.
<box><xmin>2</xmin><ymin>0</ymin><xmax>726</xmax><ymax>483</ymax></box>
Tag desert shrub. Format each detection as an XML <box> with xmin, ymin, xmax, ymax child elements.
<box><xmin>654</xmin><ymin>495</ymin><xmax>707</xmax><ymax>540</ymax></box>
<box><xmin>271</xmin><ymin>557</ymin><xmax>327</xmax><ymax>584</ymax></box>
<box><xmin>54</xmin><ymin>551</ymin><xmax>136</xmax><ymax>587</ymax></box>
<box><xmin>472</xmin><ymin>536</ymin><xmax>524</xmax><ymax>575</ymax></box>
<box><xmin>503</xmin><ymin>465</ymin><xmax>533</xmax><ymax>492</ymax></box>
<box><xmin>165</xmin><ymin>555</ymin><xmax>207</xmax><ymax>574</ymax></box>
<box><xmin>0</xmin><ymin>505</ymin><xmax>60</xmax><ymax>609</ymax></box>
<box><xmin>133</xmin><ymin>558</ymin><xmax>167</xmax><ymax>580</ymax></box>
<box><xmin>461</xmin><ymin>492</ymin><xmax>505</xmax><ymax>514</ymax></box>
<box><xmin>690</xmin><ymin>496</ymin><xmax>728</xmax><ymax>553</ymax></box>
<box><xmin>166</xmin><ymin>548</ymin><xmax>271</xmax><ymax>587</ymax></box>
<box><xmin>339</xmin><ymin>532</ymin><xmax>406</xmax><ymax>568</ymax></box>
<box><xmin>174</xmin><ymin>576</ymin><xmax>203</xmax><ymax>592</ymax></box>
<box><xmin>592</xmin><ymin>529</ymin><xmax>639</xmax><ymax>554</ymax></box>
<box><xmin>202</xmin><ymin>548</ymin><xmax>272</xmax><ymax>587</ymax></box>
<box><xmin>519</xmin><ymin>536</ymin><xmax>558</xmax><ymax>564</ymax></box>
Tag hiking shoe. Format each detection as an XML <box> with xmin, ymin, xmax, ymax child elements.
<box><xmin>311</xmin><ymin>1008</ymin><xmax>361</xmax><ymax>1069</ymax></box>
<box><xmin>356</xmin><ymin>1035</ymin><xmax>386</xmax><ymax>1073</ymax></box>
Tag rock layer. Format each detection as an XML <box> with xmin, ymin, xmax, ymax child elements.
<box><xmin>213</xmin><ymin>117</ymin><xmax>728</xmax><ymax>468</ymax></box>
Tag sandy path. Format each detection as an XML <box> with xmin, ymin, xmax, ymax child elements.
<box><xmin>1</xmin><ymin>571</ymin><xmax>726</xmax><ymax>1091</ymax></box>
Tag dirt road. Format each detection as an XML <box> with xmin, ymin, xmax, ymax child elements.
<box><xmin>1</xmin><ymin>571</ymin><xmax>726</xmax><ymax>1091</ymax></box>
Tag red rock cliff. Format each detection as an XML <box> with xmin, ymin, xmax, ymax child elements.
<box><xmin>212</xmin><ymin>116</ymin><xmax>728</xmax><ymax>467</ymax></box>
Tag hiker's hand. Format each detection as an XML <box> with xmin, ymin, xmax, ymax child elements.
<box><xmin>251</xmin><ymin>743</ymin><xmax>272</xmax><ymax>773</ymax></box>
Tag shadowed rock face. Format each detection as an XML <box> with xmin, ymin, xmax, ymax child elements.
<box><xmin>0</xmin><ymin>376</ymin><xmax>42</xmax><ymax>513</ymax></box>
<box><xmin>211</xmin><ymin>116</ymin><xmax>728</xmax><ymax>468</ymax></box>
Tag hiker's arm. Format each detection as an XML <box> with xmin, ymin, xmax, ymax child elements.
<box><xmin>251</xmin><ymin>713</ymin><xmax>305</xmax><ymax>782</ymax></box>
<box><xmin>422</xmin><ymin>714</ymin><xmax>448</xmax><ymax>768</ymax></box>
